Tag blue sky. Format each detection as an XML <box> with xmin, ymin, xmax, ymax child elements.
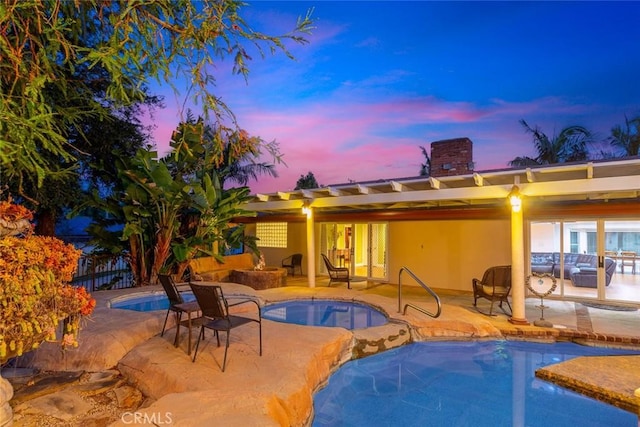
<box><xmin>150</xmin><ymin>1</ymin><xmax>640</xmax><ymax>194</ymax></box>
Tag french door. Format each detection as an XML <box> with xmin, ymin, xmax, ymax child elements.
<box><xmin>321</xmin><ymin>222</ymin><xmax>388</xmax><ymax>281</ymax></box>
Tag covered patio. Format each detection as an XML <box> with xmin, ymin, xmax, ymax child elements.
<box><xmin>241</xmin><ymin>157</ymin><xmax>640</xmax><ymax>323</ymax></box>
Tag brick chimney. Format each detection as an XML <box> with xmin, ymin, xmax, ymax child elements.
<box><xmin>430</xmin><ymin>137</ymin><xmax>474</xmax><ymax>177</ymax></box>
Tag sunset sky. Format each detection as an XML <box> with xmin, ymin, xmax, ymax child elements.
<box><xmin>150</xmin><ymin>1</ymin><xmax>640</xmax><ymax>194</ymax></box>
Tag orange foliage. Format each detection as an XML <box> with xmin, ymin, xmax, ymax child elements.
<box><xmin>0</xmin><ymin>200</ymin><xmax>33</xmax><ymax>222</ymax></box>
<box><xmin>0</xmin><ymin>202</ymin><xmax>96</xmax><ymax>363</ymax></box>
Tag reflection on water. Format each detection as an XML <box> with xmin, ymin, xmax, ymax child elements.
<box><xmin>111</xmin><ymin>292</ymin><xmax>195</xmax><ymax>312</ymax></box>
<box><xmin>313</xmin><ymin>341</ymin><xmax>639</xmax><ymax>427</ymax></box>
<box><xmin>262</xmin><ymin>299</ymin><xmax>388</xmax><ymax>329</ymax></box>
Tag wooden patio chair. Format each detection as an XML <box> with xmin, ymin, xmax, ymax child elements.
<box><xmin>189</xmin><ymin>283</ymin><xmax>262</xmax><ymax>372</ymax></box>
<box><xmin>321</xmin><ymin>253</ymin><xmax>351</xmax><ymax>289</ymax></box>
<box><xmin>472</xmin><ymin>265</ymin><xmax>512</xmax><ymax>316</ymax></box>
<box><xmin>282</xmin><ymin>253</ymin><xmax>303</xmax><ymax>276</ymax></box>
<box><xmin>158</xmin><ymin>274</ymin><xmax>201</xmax><ymax>355</ymax></box>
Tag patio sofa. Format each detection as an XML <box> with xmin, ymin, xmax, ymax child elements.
<box><xmin>188</xmin><ymin>253</ymin><xmax>255</xmax><ymax>282</ymax></box>
<box><xmin>530</xmin><ymin>252</ymin><xmax>616</xmax><ymax>288</ymax></box>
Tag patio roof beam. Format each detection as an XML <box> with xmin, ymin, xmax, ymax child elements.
<box><xmin>526</xmin><ymin>168</ymin><xmax>535</xmax><ymax>183</ymax></box>
<box><xmin>245</xmin><ymin>159</ymin><xmax>640</xmax><ymax>213</ymax></box>
<box><xmin>473</xmin><ymin>172</ymin><xmax>489</xmax><ymax>186</ymax></box>
<box><xmin>523</xmin><ymin>175</ymin><xmax>637</xmax><ymax>198</ymax></box>
<box><xmin>326</xmin><ymin>187</ymin><xmax>344</xmax><ymax>197</ymax></box>
<box><xmin>429</xmin><ymin>177</ymin><xmax>446</xmax><ymax>189</ymax></box>
<box><xmin>391</xmin><ymin>181</ymin><xmax>406</xmax><ymax>192</ymax></box>
<box><xmin>246</xmin><ymin>173</ymin><xmax>639</xmax><ymax>213</ymax></box>
<box><xmin>301</xmin><ymin>190</ymin><xmax>314</xmax><ymax>199</ymax></box>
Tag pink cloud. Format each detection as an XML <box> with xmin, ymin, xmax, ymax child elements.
<box><xmin>238</xmin><ymin>94</ymin><xmax>627</xmax><ymax>193</ymax></box>
<box><xmin>146</xmin><ymin>82</ymin><xmax>630</xmax><ymax>195</ymax></box>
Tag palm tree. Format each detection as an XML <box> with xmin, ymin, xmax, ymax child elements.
<box><xmin>609</xmin><ymin>115</ymin><xmax>640</xmax><ymax>157</ymax></box>
<box><xmin>419</xmin><ymin>146</ymin><xmax>431</xmax><ymax>177</ymax></box>
<box><xmin>213</xmin><ymin>128</ymin><xmax>281</xmax><ymax>187</ymax></box>
<box><xmin>173</xmin><ymin>113</ymin><xmax>282</xmax><ymax>188</ymax></box>
<box><xmin>508</xmin><ymin>119</ymin><xmax>592</xmax><ymax>167</ymax></box>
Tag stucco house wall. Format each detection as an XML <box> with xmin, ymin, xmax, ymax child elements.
<box><xmin>387</xmin><ymin>219</ymin><xmax>510</xmax><ymax>292</ymax></box>
<box><xmin>253</xmin><ymin>218</ymin><xmax>510</xmax><ymax>293</ymax></box>
<box><xmin>251</xmin><ymin>222</ymin><xmax>307</xmax><ymax>269</ymax></box>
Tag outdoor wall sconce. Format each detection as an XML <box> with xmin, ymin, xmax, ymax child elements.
<box><xmin>508</xmin><ymin>185</ymin><xmax>522</xmax><ymax>213</ymax></box>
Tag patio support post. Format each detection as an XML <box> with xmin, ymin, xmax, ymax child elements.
<box><xmin>509</xmin><ymin>192</ymin><xmax>529</xmax><ymax>325</ymax></box>
<box><xmin>305</xmin><ymin>206</ymin><xmax>316</xmax><ymax>288</ymax></box>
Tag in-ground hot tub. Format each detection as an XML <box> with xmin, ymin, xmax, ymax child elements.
<box><xmin>230</xmin><ymin>267</ymin><xmax>287</xmax><ymax>290</ymax></box>
<box><xmin>262</xmin><ymin>299</ymin><xmax>388</xmax><ymax>329</ymax></box>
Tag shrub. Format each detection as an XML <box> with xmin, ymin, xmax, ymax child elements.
<box><xmin>0</xmin><ymin>202</ymin><xmax>95</xmax><ymax>364</ymax></box>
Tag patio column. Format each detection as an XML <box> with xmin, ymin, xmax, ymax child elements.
<box><xmin>305</xmin><ymin>206</ymin><xmax>316</xmax><ymax>288</ymax></box>
<box><xmin>509</xmin><ymin>186</ymin><xmax>529</xmax><ymax>325</ymax></box>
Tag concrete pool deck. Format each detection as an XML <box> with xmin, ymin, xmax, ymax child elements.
<box><xmin>6</xmin><ymin>277</ymin><xmax>640</xmax><ymax>425</ymax></box>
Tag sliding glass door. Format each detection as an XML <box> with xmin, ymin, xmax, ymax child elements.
<box><xmin>529</xmin><ymin>219</ymin><xmax>640</xmax><ymax>303</ymax></box>
<box><xmin>604</xmin><ymin>220</ymin><xmax>640</xmax><ymax>302</ymax></box>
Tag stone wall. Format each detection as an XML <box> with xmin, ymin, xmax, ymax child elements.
<box><xmin>229</xmin><ymin>268</ymin><xmax>287</xmax><ymax>290</ymax></box>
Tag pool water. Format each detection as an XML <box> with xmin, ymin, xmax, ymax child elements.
<box><xmin>313</xmin><ymin>340</ymin><xmax>640</xmax><ymax>426</ymax></box>
<box><xmin>262</xmin><ymin>299</ymin><xmax>388</xmax><ymax>329</ymax></box>
<box><xmin>110</xmin><ymin>292</ymin><xmax>195</xmax><ymax>311</ymax></box>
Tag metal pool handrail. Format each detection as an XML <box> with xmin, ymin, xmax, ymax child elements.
<box><xmin>398</xmin><ymin>267</ymin><xmax>442</xmax><ymax>318</ymax></box>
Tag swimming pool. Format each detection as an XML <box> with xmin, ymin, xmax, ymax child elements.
<box><xmin>109</xmin><ymin>291</ymin><xmax>195</xmax><ymax>311</ymax></box>
<box><xmin>262</xmin><ymin>299</ymin><xmax>388</xmax><ymax>329</ymax></box>
<box><xmin>313</xmin><ymin>340</ymin><xmax>640</xmax><ymax>426</ymax></box>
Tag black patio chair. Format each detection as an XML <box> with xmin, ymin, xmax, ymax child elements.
<box><xmin>472</xmin><ymin>265</ymin><xmax>512</xmax><ymax>316</ymax></box>
<box><xmin>321</xmin><ymin>253</ymin><xmax>351</xmax><ymax>289</ymax></box>
<box><xmin>189</xmin><ymin>283</ymin><xmax>262</xmax><ymax>372</ymax></box>
<box><xmin>158</xmin><ymin>274</ymin><xmax>201</xmax><ymax>355</ymax></box>
<box><xmin>282</xmin><ymin>253</ymin><xmax>303</xmax><ymax>276</ymax></box>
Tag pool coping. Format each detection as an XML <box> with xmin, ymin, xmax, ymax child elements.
<box><xmin>496</xmin><ymin>325</ymin><xmax>640</xmax><ymax>416</ymax></box>
<box><xmin>107</xmin><ymin>290</ymin><xmax>168</xmax><ymax>308</ymax></box>
<box><xmin>536</xmin><ymin>355</ymin><xmax>640</xmax><ymax>415</ymax></box>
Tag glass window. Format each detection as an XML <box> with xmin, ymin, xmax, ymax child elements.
<box><xmin>570</xmin><ymin>231</ymin><xmax>579</xmax><ymax>253</ymax></box>
<box><xmin>586</xmin><ymin>232</ymin><xmax>597</xmax><ymax>254</ymax></box>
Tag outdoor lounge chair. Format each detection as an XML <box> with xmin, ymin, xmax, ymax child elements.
<box><xmin>282</xmin><ymin>253</ymin><xmax>303</xmax><ymax>276</ymax></box>
<box><xmin>321</xmin><ymin>253</ymin><xmax>351</xmax><ymax>289</ymax></box>
<box><xmin>472</xmin><ymin>265</ymin><xmax>512</xmax><ymax>316</ymax></box>
<box><xmin>158</xmin><ymin>274</ymin><xmax>202</xmax><ymax>355</ymax></box>
<box><xmin>189</xmin><ymin>283</ymin><xmax>262</xmax><ymax>372</ymax></box>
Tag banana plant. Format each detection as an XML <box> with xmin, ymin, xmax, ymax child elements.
<box><xmin>78</xmin><ymin>115</ymin><xmax>266</xmax><ymax>286</ymax></box>
<box><xmin>120</xmin><ymin>149</ymin><xmax>194</xmax><ymax>285</ymax></box>
<box><xmin>169</xmin><ymin>127</ymin><xmax>258</xmax><ymax>279</ymax></box>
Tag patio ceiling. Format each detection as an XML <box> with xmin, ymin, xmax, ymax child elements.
<box><xmin>244</xmin><ymin>158</ymin><xmax>640</xmax><ymax>216</ymax></box>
